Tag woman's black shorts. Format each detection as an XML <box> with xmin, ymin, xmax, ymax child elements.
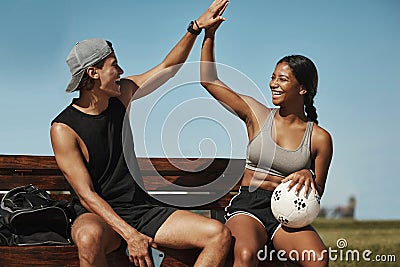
<box><xmin>225</xmin><ymin>186</ymin><xmax>280</xmax><ymax>241</ymax></box>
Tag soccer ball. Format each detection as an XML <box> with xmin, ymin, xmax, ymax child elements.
<box><xmin>271</xmin><ymin>180</ymin><xmax>321</xmax><ymax>228</ymax></box>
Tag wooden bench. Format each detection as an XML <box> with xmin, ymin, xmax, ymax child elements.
<box><xmin>0</xmin><ymin>155</ymin><xmax>244</xmax><ymax>267</ymax></box>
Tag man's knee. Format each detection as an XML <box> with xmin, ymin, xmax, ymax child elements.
<box><xmin>72</xmin><ymin>214</ymin><xmax>120</xmax><ymax>253</ymax></box>
<box><xmin>70</xmin><ymin>214</ymin><xmax>122</xmax><ymax>265</ymax></box>
<box><xmin>72</xmin><ymin>222</ymin><xmax>104</xmax><ymax>252</ymax></box>
<box><xmin>206</xmin><ymin>220</ymin><xmax>231</xmax><ymax>246</ymax></box>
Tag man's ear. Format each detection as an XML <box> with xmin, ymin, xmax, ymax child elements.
<box><xmin>86</xmin><ymin>66</ymin><xmax>99</xmax><ymax>79</ymax></box>
<box><xmin>299</xmin><ymin>85</ymin><xmax>307</xmax><ymax>95</ymax></box>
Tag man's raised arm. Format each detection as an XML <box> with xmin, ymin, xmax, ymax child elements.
<box><xmin>120</xmin><ymin>0</ymin><xmax>229</xmax><ymax>102</ymax></box>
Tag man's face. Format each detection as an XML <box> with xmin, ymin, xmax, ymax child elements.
<box><xmin>97</xmin><ymin>53</ymin><xmax>124</xmax><ymax>96</ymax></box>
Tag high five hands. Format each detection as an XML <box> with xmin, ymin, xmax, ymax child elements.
<box><xmin>195</xmin><ymin>0</ymin><xmax>229</xmax><ymax>30</ymax></box>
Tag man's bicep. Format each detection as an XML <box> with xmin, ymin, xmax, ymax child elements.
<box><xmin>50</xmin><ymin>123</ymin><xmax>94</xmax><ymax>196</ymax></box>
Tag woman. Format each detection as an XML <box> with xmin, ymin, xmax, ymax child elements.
<box><xmin>200</xmin><ymin>22</ymin><xmax>333</xmax><ymax>267</ymax></box>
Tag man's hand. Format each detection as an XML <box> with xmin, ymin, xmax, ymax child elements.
<box><xmin>196</xmin><ymin>0</ymin><xmax>229</xmax><ymax>30</ymax></box>
<box><xmin>126</xmin><ymin>231</ymin><xmax>157</xmax><ymax>267</ymax></box>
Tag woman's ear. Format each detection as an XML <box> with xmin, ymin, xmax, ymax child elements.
<box><xmin>299</xmin><ymin>85</ymin><xmax>307</xmax><ymax>95</ymax></box>
<box><xmin>86</xmin><ymin>66</ymin><xmax>99</xmax><ymax>79</ymax></box>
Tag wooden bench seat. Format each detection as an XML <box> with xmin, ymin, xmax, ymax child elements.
<box><xmin>0</xmin><ymin>155</ymin><xmax>244</xmax><ymax>267</ymax></box>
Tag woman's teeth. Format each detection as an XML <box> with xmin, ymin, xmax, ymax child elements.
<box><xmin>272</xmin><ymin>90</ymin><xmax>283</xmax><ymax>95</ymax></box>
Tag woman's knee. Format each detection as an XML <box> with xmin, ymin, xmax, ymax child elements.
<box><xmin>234</xmin><ymin>245</ymin><xmax>259</xmax><ymax>265</ymax></box>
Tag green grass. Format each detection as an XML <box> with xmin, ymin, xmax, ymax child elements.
<box><xmin>312</xmin><ymin>218</ymin><xmax>400</xmax><ymax>266</ymax></box>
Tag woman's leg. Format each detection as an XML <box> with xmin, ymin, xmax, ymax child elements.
<box><xmin>273</xmin><ymin>226</ymin><xmax>328</xmax><ymax>267</ymax></box>
<box><xmin>226</xmin><ymin>214</ymin><xmax>268</xmax><ymax>267</ymax></box>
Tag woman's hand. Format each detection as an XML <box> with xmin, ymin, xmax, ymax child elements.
<box><xmin>205</xmin><ymin>20</ymin><xmax>224</xmax><ymax>37</ymax></box>
<box><xmin>126</xmin><ymin>230</ymin><xmax>157</xmax><ymax>267</ymax></box>
<box><xmin>281</xmin><ymin>169</ymin><xmax>317</xmax><ymax>197</ymax></box>
<box><xmin>196</xmin><ymin>0</ymin><xmax>229</xmax><ymax>30</ymax></box>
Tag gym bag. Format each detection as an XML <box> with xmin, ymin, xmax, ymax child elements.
<box><xmin>0</xmin><ymin>184</ymin><xmax>74</xmax><ymax>246</ymax></box>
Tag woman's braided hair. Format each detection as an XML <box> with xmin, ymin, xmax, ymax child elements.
<box><xmin>277</xmin><ymin>55</ymin><xmax>319</xmax><ymax>124</ymax></box>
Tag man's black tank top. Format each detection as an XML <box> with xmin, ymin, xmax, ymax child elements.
<box><xmin>52</xmin><ymin>98</ymin><xmax>147</xmax><ymax>207</ymax></box>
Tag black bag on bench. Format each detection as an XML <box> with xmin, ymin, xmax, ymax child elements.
<box><xmin>0</xmin><ymin>185</ymin><xmax>74</xmax><ymax>246</ymax></box>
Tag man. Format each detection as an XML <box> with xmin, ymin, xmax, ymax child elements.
<box><xmin>50</xmin><ymin>1</ymin><xmax>231</xmax><ymax>267</ymax></box>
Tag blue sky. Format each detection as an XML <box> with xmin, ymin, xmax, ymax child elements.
<box><xmin>0</xmin><ymin>1</ymin><xmax>399</xmax><ymax>220</ymax></box>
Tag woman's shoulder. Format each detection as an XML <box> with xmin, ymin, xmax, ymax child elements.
<box><xmin>311</xmin><ymin>123</ymin><xmax>333</xmax><ymax>147</ymax></box>
<box><xmin>239</xmin><ymin>94</ymin><xmax>274</xmax><ymax>138</ymax></box>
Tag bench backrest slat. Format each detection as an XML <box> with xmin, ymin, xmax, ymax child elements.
<box><xmin>0</xmin><ymin>155</ymin><xmax>59</xmax><ymax>170</ymax></box>
<box><xmin>0</xmin><ymin>175</ymin><xmax>68</xmax><ymax>191</ymax></box>
<box><xmin>0</xmin><ymin>155</ymin><xmax>244</xmax><ymax>210</ymax></box>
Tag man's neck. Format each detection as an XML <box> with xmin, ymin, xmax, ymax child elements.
<box><xmin>73</xmin><ymin>89</ymin><xmax>110</xmax><ymax>115</ymax></box>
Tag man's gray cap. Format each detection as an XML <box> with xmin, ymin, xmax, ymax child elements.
<box><xmin>65</xmin><ymin>38</ymin><xmax>113</xmax><ymax>92</ymax></box>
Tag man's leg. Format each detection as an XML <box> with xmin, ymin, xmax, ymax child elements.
<box><xmin>154</xmin><ymin>210</ymin><xmax>231</xmax><ymax>267</ymax></box>
<box><xmin>71</xmin><ymin>213</ymin><xmax>121</xmax><ymax>267</ymax></box>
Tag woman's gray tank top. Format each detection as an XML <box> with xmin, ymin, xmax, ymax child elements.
<box><xmin>246</xmin><ymin>108</ymin><xmax>313</xmax><ymax>178</ymax></box>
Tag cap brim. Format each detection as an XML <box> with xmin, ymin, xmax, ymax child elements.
<box><xmin>65</xmin><ymin>70</ymin><xmax>85</xmax><ymax>93</ymax></box>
